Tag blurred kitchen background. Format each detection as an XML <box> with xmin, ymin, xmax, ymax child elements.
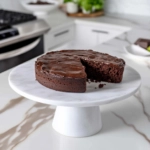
<box><xmin>0</xmin><ymin>0</ymin><xmax>150</xmax><ymax>73</ymax></box>
<box><xmin>1</xmin><ymin>0</ymin><xmax>150</xmax><ymax>16</ymax></box>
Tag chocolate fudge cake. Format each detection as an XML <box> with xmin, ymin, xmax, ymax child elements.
<box><xmin>135</xmin><ymin>38</ymin><xmax>150</xmax><ymax>49</ymax></box>
<box><xmin>35</xmin><ymin>50</ymin><xmax>125</xmax><ymax>93</ymax></box>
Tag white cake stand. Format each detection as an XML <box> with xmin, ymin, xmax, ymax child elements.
<box><xmin>9</xmin><ymin>60</ymin><xmax>141</xmax><ymax>137</ymax></box>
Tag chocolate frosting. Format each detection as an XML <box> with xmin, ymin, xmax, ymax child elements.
<box><xmin>36</xmin><ymin>50</ymin><xmax>125</xmax><ymax>78</ymax></box>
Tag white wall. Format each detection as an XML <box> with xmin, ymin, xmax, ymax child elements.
<box><xmin>104</xmin><ymin>0</ymin><xmax>150</xmax><ymax>16</ymax></box>
<box><xmin>1</xmin><ymin>0</ymin><xmax>150</xmax><ymax>16</ymax></box>
<box><xmin>0</xmin><ymin>0</ymin><xmax>27</xmax><ymax>12</ymax></box>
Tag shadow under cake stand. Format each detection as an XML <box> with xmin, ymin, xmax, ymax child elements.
<box><xmin>9</xmin><ymin>61</ymin><xmax>141</xmax><ymax>137</ymax></box>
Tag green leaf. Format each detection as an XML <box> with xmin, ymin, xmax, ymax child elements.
<box><xmin>81</xmin><ymin>0</ymin><xmax>92</xmax><ymax>11</ymax></box>
<box><xmin>93</xmin><ymin>4</ymin><xmax>102</xmax><ymax>10</ymax></box>
<box><xmin>64</xmin><ymin>0</ymin><xmax>72</xmax><ymax>3</ymax></box>
<box><xmin>146</xmin><ymin>46</ymin><xmax>150</xmax><ymax>52</ymax></box>
<box><xmin>80</xmin><ymin>0</ymin><xmax>104</xmax><ymax>11</ymax></box>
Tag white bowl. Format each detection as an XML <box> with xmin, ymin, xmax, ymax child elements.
<box><xmin>124</xmin><ymin>45</ymin><xmax>150</xmax><ymax>58</ymax></box>
<box><xmin>124</xmin><ymin>45</ymin><xmax>150</xmax><ymax>63</ymax></box>
<box><xmin>21</xmin><ymin>1</ymin><xmax>59</xmax><ymax>16</ymax></box>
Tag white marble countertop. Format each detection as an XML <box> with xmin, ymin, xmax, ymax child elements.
<box><xmin>1</xmin><ymin>11</ymin><xmax>150</xmax><ymax>150</ymax></box>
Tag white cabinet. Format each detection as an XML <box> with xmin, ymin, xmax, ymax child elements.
<box><xmin>44</xmin><ymin>20</ymin><xmax>131</xmax><ymax>51</ymax></box>
<box><xmin>75</xmin><ymin>25</ymin><xmax>98</xmax><ymax>48</ymax></box>
<box><xmin>44</xmin><ymin>24</ymin><xmax>75</xmax><ymax>52</ymax></box>
<box><xmin>74</xmin><ymin>20</ymin><xmax>130</xmax><ymax>48</ymax></box>
<box><xmin>75</xmin><ymin>24</ymin><xmax>121</xmax><ymax>46</ymax></box>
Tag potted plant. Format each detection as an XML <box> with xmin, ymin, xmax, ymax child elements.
<box><xmin>79</xmin><ymin>0</ymin><xmax>104</xmax><ymax>14</ymax></box>
<box><xmin>92</xmin><ymin>0</ymin><xmax>104</xmax><ymax>12</ymax></box>
<box><xmin>64</xmin><ymin>0</ymin><xmax>79</xmax><ymax>14</ymax></box>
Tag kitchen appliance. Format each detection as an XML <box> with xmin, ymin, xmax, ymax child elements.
<box><xmin>0</xmin><ymin>25</ymin><xmax>19</xmax><ymax>41</ymax></box>
<box><xmin>0</xmin><ymin>9</ymin><xmax>36</xmax><ymax>41</ymax></box>
<box><xmin>0</xmin><ymin>9</ymin><xmax>49</xmax><ymax>73</ymax></box>
<box><xmin>0</xmin><ymin>9</ymin><xmax>36</xmax><ymax>25</ymax></box>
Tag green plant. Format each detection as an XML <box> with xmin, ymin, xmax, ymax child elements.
<box><xmin>64</xmin><ymin>0</ymin><xmax>79</xmax><ymax>4</ymax></box>
<box><xmin>64</xmin><ymin>0</ymin><xmax>72</xmax><ymax>3</ymax></box>
<box><xmin>93</xmin><ymin>0</ymin><xmax>104</xmax><ymax>11</ymax></box>
<box><xmin>147</xmin><ymin>46</ymin><xmax>150</xmax><ymax>52</ymax></box>
<box><xmin>81</xmin><ymin>0</ymin><xmax>92</xmax><ymax>11</ymax></box>
<box><xmin>80</xmin><ymin>0</ymin><xmax>104</xmax><ymax>11</ymax></box>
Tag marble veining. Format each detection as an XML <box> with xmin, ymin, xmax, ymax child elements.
<box><xmin>0</xmin><ymin>97</ymin><xmax>24</xmax><ymax>114</ymax></box>
<box><xmin>134</xmin><ymin>91</ymin><xmax>150</xmax><ymax>122</ymax></box>
<box><xmin>112</xmin><ymin>112</ymin><xmax>150</xmax><ymax>144</ymax></box>
<box><xmin>0</xmin><ymin>101</ymin><xmax>55</xmax><ymax>150</ymax></box>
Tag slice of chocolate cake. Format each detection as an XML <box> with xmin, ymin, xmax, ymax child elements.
<box><xmin>35</xmin><ymin>50</ymin><xmax>125</xmax><ymax>93</ymax></box>
<box><xmin>135</xmin><ymin>38</ymin><xmax>150</xmax><ymax>49</ymax></box>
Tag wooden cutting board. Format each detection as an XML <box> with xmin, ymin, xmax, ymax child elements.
<box><xmin>67</xmin><ymin>10</ymin><xmax>104</xmax><ymax>17</ymax></box>
<box><xmin>59</xmin><ymin>5</ymin><xmax>104</xmax><ymax>18</ymax></box>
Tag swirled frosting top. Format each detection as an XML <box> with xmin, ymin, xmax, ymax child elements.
<box><xmin>35</xmin><ymin>50</ymin><xmax>125</xmax><ymax>78</ymax></box>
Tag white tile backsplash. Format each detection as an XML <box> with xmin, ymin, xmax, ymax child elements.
<box><xmin>104</xmin><ymin>0</ymin><xmax>150</xmax><ymax>16</ymax></box>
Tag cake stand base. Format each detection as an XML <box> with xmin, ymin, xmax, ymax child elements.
<box><xmin>52</xmin><ymin>106</ymin><xmax>102</xmax><ymax>137</ymax></box>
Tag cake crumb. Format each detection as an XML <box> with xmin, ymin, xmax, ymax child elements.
<box><xmin>99</xmin><ymin>83</ymin><xmax>106</xmax><ymax>88</ymax></box>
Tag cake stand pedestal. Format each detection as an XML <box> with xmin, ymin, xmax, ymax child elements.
<box><xmin>53</xmin><ymin>106</ymin><xmax>102</xmax><ymax>137</ymax></box>
<box><xmin>9</xmin><ymin>61</ymin><xmax>141</xmax><ymax>137</ymax></box>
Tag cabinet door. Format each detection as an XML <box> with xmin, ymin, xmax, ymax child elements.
<box><xmin>75</xmin><ymin>25</ymin><xmax>98</xmax><ymax>48</ymax></box>
<box><xmin>75</xmin><ymin>24</ymin><xmax>122</xmax><ymax>47</ymax></box>
<box><xmin>76</xmin><ymin>20</ymin><xmax>126</xmax><ymax>45</ymax></box>
<box><xmin>44</xmin><ymin>25</ymin><xmax>75</xmax><ymax>52</ymax></box>
<box><xmin>92</xmin><ymin>29</ymin><xmax>109</xmax><ymax>43</ymax></box>
<box><xmin>91</xmin><ymin>28</ymin><xmax>123</xmax><ymax>44</ymax></box>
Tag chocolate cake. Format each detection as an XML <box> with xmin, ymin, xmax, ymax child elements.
<box><xmin>135</xmin><ymin>38</ymin><xmax>150</xmax><ymax>49</ymax></box>
<box><xmin>29</xmin><ymin>1</ymin><xmax>54</xmax><ymax>5</ymax></box>
<box><xmin>35</xmin><ymin>50</ymin><xmax>125</xmax><ymax>93</ymax></box>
